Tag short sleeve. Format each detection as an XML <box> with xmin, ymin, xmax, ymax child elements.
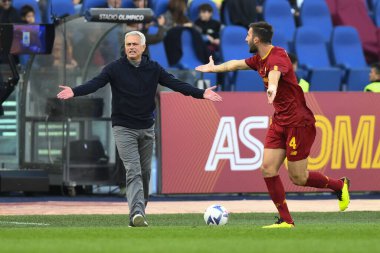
<box><xmin>245</xmin><ymin>56</ymin><xmax>258</xmax><ymax>71</ymax></box>
<box><xmin>267</xmin><ymin>49</ymin><xmax>290</xmax><ymax>74</ymax></box>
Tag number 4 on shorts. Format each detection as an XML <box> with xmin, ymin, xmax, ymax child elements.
<box><xmin>289</xmin><ymin>137</ymin><xmax>297</xmax><ymax>149</ymax></box>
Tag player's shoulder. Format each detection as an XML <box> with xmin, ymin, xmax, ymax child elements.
<box><xmin>271</xmin><ymin>46</ymin><xmax>288</xmax><ymax>56</ymax></box>
<box><xmin>268</xmin><ymin>46</ymin><xmax>290</xmax><ymax>62</ymax></box>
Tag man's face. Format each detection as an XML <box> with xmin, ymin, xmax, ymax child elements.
<box><xmin>369</xmin><ymin>67</ymin><xmax>380</xmax><ymax>82</ymax></box>
<box><xmin>199</xmin><ymin>10</ymin><xmax>212</xmax><ymax>22</ymax></box>
<box><xmin>124</xmin><ymin>35</ymin><xmax>146</xmax><ymax>61</ymax></box>
<box><xmin>2</xmin><ymin>0</ymin><xmax>12</xmax><ymax>10</ymax></box>
<box><xmin>133</xmin><ymin>0</ymin><xmax>145</xmax><ymax>8</ymax></box>
<box><xmin>107</xmin><ymin>0</ymin><xmax>122</xmax><ymax>8</ymax></box>
<box><xmin>246</xmin><ymin>28</ymin><xmax>258</xmax><ymax>54</ymax></box>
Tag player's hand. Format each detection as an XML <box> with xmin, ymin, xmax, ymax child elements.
<box><xmin>195</xmin><ymin>56</ymin><xmax>215</xmax><ymax>73</ymax></box>
<box><xmin>57</xmin><ymin>85</ymin><xmax>74</xmax><ymax>100</ymax></box>
<box><xmin>267</xmin><ymin>84</ymin><xmax>277</xmax><ymax>104</ymax></box>
<box><xmin>203</xmin><ymin>86</ymin><xmax>222</xmax><ymax>102</ymax></box>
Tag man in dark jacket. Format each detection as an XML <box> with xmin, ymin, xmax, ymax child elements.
<box><xmin>0</xmin><ymin>0</ymin><xmax>21</xmax><ymax>23</ymax></box>
<box><xmin>57</xmin><ymin>31</ymin><xmax>222</xmax><ymax>227</ymax></box>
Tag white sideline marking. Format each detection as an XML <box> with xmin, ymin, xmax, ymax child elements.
<box><xmin>0</xmin><ymin>221</ymin><xmax>50</xmax><ymax>226</ymax></box>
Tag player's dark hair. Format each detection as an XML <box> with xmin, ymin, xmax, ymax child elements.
<box><xmin>20</xmin><ymin>5</ymin><xmax>35</xmax><ymax>18</ymax></box>
<box><xmin>288</xmin><ymin>53</ymin><xmax>298</xmax><ymax>65</ymax></box>
<box><xmin>371</xmin><ymin>62</ymin><xmax>380</xmax><ymax>75</ymax></box>
<box><xmin>199</xmin><ymin>3</ymin><xmax>213</xmax><ymax>13</ymax></box>
<box><xmin>249</xmin><ymin>22</ymin><xmax>273</xmax><ymax>44</ymax></box>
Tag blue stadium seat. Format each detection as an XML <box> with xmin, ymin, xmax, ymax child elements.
<box><xmin>81</xmin><ymin>0</ymin><xmax>106</xmax><ymax>15</ymax></box>
<box><xmin>177</xmin><ymin>29</ymin><xmax>217</xmax><ymax>87</ymax></box>
<box><xmin>375</xmin><ymin>0</ymin><xmax>380</xmax><ymax>26</ymax></box>
<box><xmin>147</xmin><ymin>26</ymin><xmax>170</xmax><ymax>68</ymax></box>
<box><xmin>149</xmin><ymin>42</ymin><xmax>170</xmax><ymax>68</ymax></box>
<box><xmin>294</xmin><ymin>27</ymin><xmax>342</xmax><ymax>91</ymax></box>
<box><xmin>263</xmin><ymin>0</ymin><xmax>296</xmax><ymax>45</ymax></box>
<box><xmin>178</xmin><ymin>29</ymin><xmax>205</xmax><ymax>68</ymax></box>
<box><xmin>272</xmin><ymin>30</ymin><xmax>290</xmax><ymax>52</ymax></box>
<box><xmin>13</xmin><ymin>0</ymin><xmax>42</xmax><ymax>23</ymax></box>
<box><xmin>188</xmin><ymin>0</ymin><xmax>220</xmax><ymax>22</ymax></box>
<box><xmin>220</xmin><ymin>26</ymin><xmax>263</xmax><ymax>91</ymax></box>
<box><xmin>299</xmin><ymin>0</ymin><xmax>333</xmax><ymax>43</ymax></box>
<box><xmin>122</xmin><ymin>0</ymin><xmax>136</xmax><ymax>8</ymax></box>
<box><xmin>154</xmin><ymin>0</ymin><xmax>169</xmax><ymax>16</ymax></box>
<box><xmin>44</xmin><ymin>0</ymin><xmax>75</xmax><ymax>23</ymax></box>
<box><xmin>331</xmin><ymin>26</ymin><xmax>370</xmax><ymax>91</ymax></box>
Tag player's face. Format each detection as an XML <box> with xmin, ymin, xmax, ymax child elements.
<box><xmin>124</xmin><ymin>35</ymin><xmax>146</xmax><ymax>61</ymax></box>
<box><xmin>246</xmin><ymin>28</ymin><xmax>258</xmax><ymax>54</ymax></box>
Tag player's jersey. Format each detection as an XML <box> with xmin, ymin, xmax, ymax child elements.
<box><xmin>245</xmin><ymin>46</ymin><xmax>315</xmax><ymax>127</ymax></box>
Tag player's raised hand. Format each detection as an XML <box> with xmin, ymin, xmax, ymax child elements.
<box><xmin>267</xmin><ymin>84</ymin><xmax>277</xmax><ymax>104</ymax></box>
<box><xmin>203</xmin><ymin>86</ymin><xmax>222</xmax><ymax>102</ymax></box>
<box><xmin>57</xmin><ymin>85</ymin><xmax>74</xmax><ymax>100</ymax></box>
<box><xmin>195</xmin><ymin>56</ymin><xmax>215</xmax><ymax>73</ymax></box>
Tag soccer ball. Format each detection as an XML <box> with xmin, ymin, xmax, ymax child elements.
<box><xmin>204</xmin><ymin>204</ymin><xmax>229</xmax><ymax>226</ymax></box>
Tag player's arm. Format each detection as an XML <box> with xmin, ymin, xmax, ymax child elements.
<box><xmin>267</xmin><ymin>69</ymin><xmax>281</xmax><ymax>104</ymax></box>
<box><xmin>195</xmin><ymin>56</ymin><xmax>250</xmax><ymax>73</ymax></box>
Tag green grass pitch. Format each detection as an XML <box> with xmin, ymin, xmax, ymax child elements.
<box><xmin>0</xmin><ymin>212</ymin><xmax>379</xmax><ymax>253</ymax></box>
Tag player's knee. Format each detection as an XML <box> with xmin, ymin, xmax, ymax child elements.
<box><xmin>289</xmin><ymin>174</ymin><xmax>307</xmax><ymax>186</ymax></box>
<box><xmin>260</xmin><ymin>163</ymin><xmax>276</xmax><ymax>177</ymax></box>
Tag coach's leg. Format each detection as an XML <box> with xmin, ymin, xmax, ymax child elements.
<box><xmin>113</xmin><ymin>126</ymin><xmax>145</xmax><ymax>218</ymax></box>
<box><xmin>139</xmin><ymin>125</ymin><xmax>155</xmax><ymax>207</ymax></box>
<box><xmin>261</xmin><ymin>148</ymin><xmax>294</xmax><ymax>225</ymax></box>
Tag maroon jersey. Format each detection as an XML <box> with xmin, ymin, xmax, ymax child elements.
<box><xmin>245</xmin><ymin>46</ymin><xmax>315</xmax><ymax>127</ymax></box>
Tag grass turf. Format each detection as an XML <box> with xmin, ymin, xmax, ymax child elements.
<box><xmin>0</xmin><ymin>212</ymin><xmax>379</xmax><ymax>253</ymax></box>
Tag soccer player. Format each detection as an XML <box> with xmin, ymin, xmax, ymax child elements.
<box><xmin>196</xmin><ymin>21</ymin><xmax>350</xmax><ymax>228</ymax></box>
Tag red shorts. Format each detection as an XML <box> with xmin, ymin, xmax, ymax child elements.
<box><xmin>264</xmin><ymin>122</ymin><xmax>316</xmax><ymax>161</ymax></box>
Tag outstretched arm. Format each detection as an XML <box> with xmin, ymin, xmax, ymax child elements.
<box><xmin>56</xmin><ymin>67</ymin><xmax>111</xmax><ymax>100</ymax></box>
<box><xmin>195</xmin><ymin>56</ymin><xmax>250</xmax><ymax>73</ymax></box>
<box><xmin>159</xmin><ymin>67</ymin><xmax>222</xmax><ymax>102</ymax></box>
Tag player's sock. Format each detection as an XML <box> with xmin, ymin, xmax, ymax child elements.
<box><xmin>264</xmin><ymin>175</ymin><xmax>293</xmax><ymax>224</ymax></box>
<box><xmin>305</xmin><ymin>171</ymin><xmax>343</xmax><ymax>191</ymax></box>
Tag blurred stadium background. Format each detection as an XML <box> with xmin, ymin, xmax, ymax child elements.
<box><xmin>1</xmin><ymin>2</ymin><xmax>380</xmax><ymax>252</ymax></box>
<box><xmin>0</xmin><ymin>0</ymin><xmax>379</xmax><ymax>199</ymax></box>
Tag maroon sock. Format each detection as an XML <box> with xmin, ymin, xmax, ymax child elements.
<box><xmin>305</xmin><ymin>172</ymin><xmax>343</xmax><ymax>192</ymax></box>
<box><xmin>264</xmin><ymin>175</ymin><xmax>293</xmax><ymax>224</ymax></box>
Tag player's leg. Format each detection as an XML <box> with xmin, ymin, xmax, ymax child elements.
<box><xmin>262</xmin><ymin>148</ymin><xmax>295</xmax><ymax>228</ymax></box>
<box><xmin>286</xmin><ymin>124</ymin><xmax>350</xmax><ymax>211</ymax></box>
<box><xmin>261</xmin><ymin>123</ymin><xmax>294</xmax><ymax>228</ymax></box>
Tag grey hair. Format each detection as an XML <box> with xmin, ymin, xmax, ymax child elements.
<box><xmin>125</xmin><ymin>31</ymin><xmax>146</xmax><ymax>45</ymax></box>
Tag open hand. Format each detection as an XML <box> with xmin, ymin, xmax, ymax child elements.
<box><xmin>57</xmin><ymin>85</ymin><xmax>74</xmax><ymax>100</ymax></box>
<box><xmin>203</xmin><ymin>85</ymin><xmax>222</xmax><ymax>102</ymax></box>
<box><xmin>195</xmin><ymin>56</ymin><xmax>215</xmax><ymax>73</ymax></box>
